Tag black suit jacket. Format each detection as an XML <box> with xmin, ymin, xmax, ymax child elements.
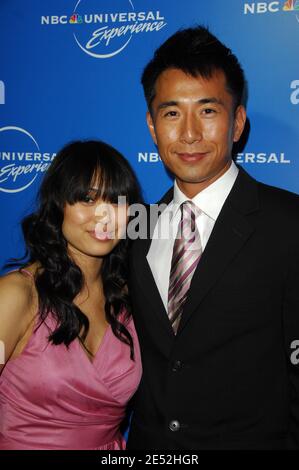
<box><xmin>127</xmin><ymin>168</ymin><xmax>299</xmax><ymax>450</ymax></box>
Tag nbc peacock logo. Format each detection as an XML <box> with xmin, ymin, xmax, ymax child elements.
<box><xmin>69</xmin><ymin>14</ymin><xmax>83</xmax><ymax>24</ymax></box>
<box><xmin>283</xmin><ymin>0</ymin><xmax>299</xmax><ymax>10</ymax></box>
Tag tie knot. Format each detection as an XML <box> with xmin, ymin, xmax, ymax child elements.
<box><xmin>179</xmin><ymin>201</ymin><xmax>201</xmax><ymax>235</ymax></box>
<box><xmin>181</xmin><ymin>200</ymin><xmax>201</xmax><ymax>220</ymax></box>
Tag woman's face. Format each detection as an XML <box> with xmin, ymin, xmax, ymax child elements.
<box><xmin>62</xmin><ymin>188</ymin><xmax>128</xmax><ymax>261</ymax></box>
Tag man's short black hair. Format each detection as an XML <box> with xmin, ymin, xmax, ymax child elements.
<box><xmin>142</xmin><ymin>25</ymin><xmax>246</xmax><ymax>112</ymax></box>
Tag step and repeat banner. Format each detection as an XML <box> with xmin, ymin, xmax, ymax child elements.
<box><xmin>0</xmin><ymin>0</ymin><xmax>298</xmax><ymax>271</ymax></box>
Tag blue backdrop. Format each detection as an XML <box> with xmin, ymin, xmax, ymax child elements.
<box><xmin>0</xmin><ymin>0</ymin><xmax>299</xmax><ymax>271</ymax></box>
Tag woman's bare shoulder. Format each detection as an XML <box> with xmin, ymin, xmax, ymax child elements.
<box><xmin>0</xmin><ymin>269</ymin><xmax>34</xmax><ymax>298</ymax></box>
<box><xmin>0</xmin><ymin>266</ymin><xmax>39</xmax><ymax>321</ymax></box>
<box><xmin>0</xmin><ymin>267</ymin><xmax>39</xmax><ymax>369</ymax></box>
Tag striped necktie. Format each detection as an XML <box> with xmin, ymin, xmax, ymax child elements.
<box><xmin>168</xmin><ymin>201</ymin><xmax>202</xmax><ymax>334</ymax></box>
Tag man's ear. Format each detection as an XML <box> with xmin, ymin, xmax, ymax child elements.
<box><xmin>146</xmin><ymin>111</ymin><xmax>157</xmax><ymax>145</ymax></box>
<box><xmin>233</xmin><ymin>105</ymin><xmax>247</xmax><ymax>142</ymax></box>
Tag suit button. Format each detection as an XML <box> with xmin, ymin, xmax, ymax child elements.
<box><xmin>172</xmin><ymin>360</ymin><xmax>183</xmax><ymax>372</ymax></box>
<box><xmin>169</xmin><ymin>420</ymin><xmax>180</xmax><ymax>432</ymax></box>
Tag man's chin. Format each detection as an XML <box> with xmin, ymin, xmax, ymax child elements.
<box><xmin>175</xmin><ymin>175</ymin><xmax>211</xmax><ymax>185</ymax></box>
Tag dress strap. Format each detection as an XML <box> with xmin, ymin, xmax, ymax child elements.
<box><xmin>19</xmin><ymin>268</ymin><xmax>34</xmax><ymax>278</ymax></box>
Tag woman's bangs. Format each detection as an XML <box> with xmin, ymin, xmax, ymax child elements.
<box><xmin>63</xmin><ymin>158</ymin><xmax>102</xmax><ymax>204</ymax></box>
<box><xmin>91</xmin><ymin>162</ymin><xmax>132</xmax><ymax>204</ymax></box>
<box><xmin>59</xmin><ymin>144</ymin><xmax>135</xmax><ymax>206</ymax></box>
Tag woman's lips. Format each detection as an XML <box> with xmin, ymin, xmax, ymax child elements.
<box><xmin>177</xmin><ymin>152</ymin><xmax>208</xmax><ymax>162</ymax></box>
<box><xmin>89</xmin><ymin>230</ymin><xmax>114</xmax><ymax>241</ymax></box>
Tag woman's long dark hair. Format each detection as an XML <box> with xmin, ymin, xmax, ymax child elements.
<box><xmin>21</xmin><ymin>140</ymin><xmax>142</xmax><ymax>360</ymax></box>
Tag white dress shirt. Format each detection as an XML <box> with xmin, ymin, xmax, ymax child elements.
<box><xmin>147</xmin><ymin>162</ymin><xmax>239</xmax><ymax>312</ymax></box>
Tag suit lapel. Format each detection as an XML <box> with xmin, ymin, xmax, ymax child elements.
<box><xmin>177</xmin><ymin>168</ymin><xmax>260</xmax><ymax>334</ymax></box>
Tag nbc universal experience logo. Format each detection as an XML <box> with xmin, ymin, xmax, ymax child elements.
<box><xmin>244</xmin><ymin>0</ymin><xmax>299</xmax><ymax>20</ymax></box>
<box><xmin>41</xmin><ymin>0</ymin><xmax>167</xmax><ymax>59</ymax></box>
<box><xmin>0</xmin><ymin>126</ymin><xmax>56</xmax><ymax>193</ymax></box>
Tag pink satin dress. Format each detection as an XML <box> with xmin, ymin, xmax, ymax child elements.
<box><xmin>0</xmin><ymin>293</ymin><xmax>142</xmax><ymax>450</ymax></box>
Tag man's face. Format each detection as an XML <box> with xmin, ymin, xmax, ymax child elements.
<box><xmin>147</xmin><ymin>68</ymin><xmax>246</xmax><ymax>198</ymax></box>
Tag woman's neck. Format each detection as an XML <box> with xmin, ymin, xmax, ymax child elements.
<box><xmin>68</xmin><ymin>248</ymin><xmax>103</xmax><ymax>289</ymax></box>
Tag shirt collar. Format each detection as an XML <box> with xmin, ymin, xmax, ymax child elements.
<box><xmin>171</xmin><ymin>161</ymin><xmax>239</xmax><ymax>221</ymax></box>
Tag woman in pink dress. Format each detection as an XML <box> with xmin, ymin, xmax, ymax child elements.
<box><xmin>0</xmin><ymin>140</ymin><xmax>142</xmax><ymax>450</ymax></box>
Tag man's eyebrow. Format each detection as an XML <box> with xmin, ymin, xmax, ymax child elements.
<box><xmin>157</xmin><ymin>97</ymin><xmax>224</xmax><ymax>110</ymax></box>
<box><xmin>157</xmin><ymin>101</ymin><xmax>178</xmax><ymax>110</ymax></box>
<box><xmin>198</xmin><ymin>97</ymin><xmax>224</xmax><ymax>105</ymax></box>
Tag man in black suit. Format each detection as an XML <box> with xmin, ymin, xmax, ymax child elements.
<box><xmin>127</xmin><ymin>26</ymin><xmax>299</xmax><ymax>450</ymax></box>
